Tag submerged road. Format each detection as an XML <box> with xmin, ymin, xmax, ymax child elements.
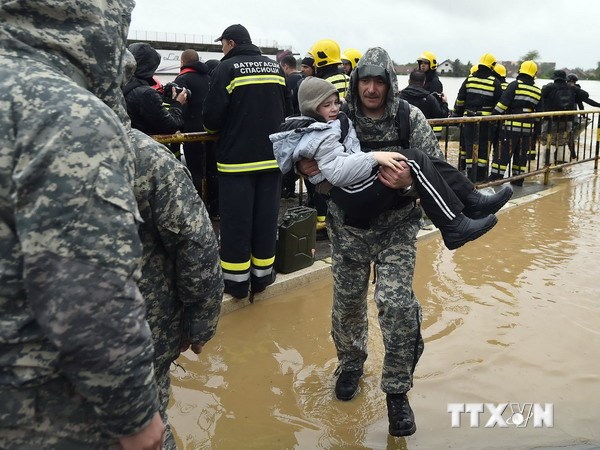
<box><xmin>169</xmin><ymin>165</ymin><xmax>600</xmax><ymax>450</ymax></box>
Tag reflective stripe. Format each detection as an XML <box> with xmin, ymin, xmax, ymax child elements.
<box><xmin>405</xmin><ymin>159</ymin><xmax>456</xmax><ymax>221</ymax></box>
<box><xmin>226</xmin><ymin>74</ymin><xmax>286</xmax><ymax>94</ymax></box>
<box><xmin>326</xmin><ymin>73</ymin><xmax>349</xmax><ymax>98</ymax></box>
<box><xmin>217</xmin><ymin>159</ymin><xmax>280</xmax><ymax>173</ymax></box>
<box><xmin>503</xmin><ymin>121</ymin><xmax>535</xmax><ymax>128</ymax></box>
<box><xmin>251</xmin><ymin>255</ymin><xmax>275</xmax><ymax>268</ymax></box>
<box><xmin>251</xmin><ymin>266</ymin><xmax>273</xmax><ymax>278</ymax></box>
<box><xmin>221</xmin><ymin>259</ymin><xmax>251</xmax><ymax>271</ymax></box>
<box><xmin>223</xmin><ymin>272</ymin><xmax>250</xmax><ymax>282</ymax></box>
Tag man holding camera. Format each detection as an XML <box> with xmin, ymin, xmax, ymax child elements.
<box><xmin>123</xmin><ymin>42</ymin><xmax>187</xmax><ymax>136</ymax></box>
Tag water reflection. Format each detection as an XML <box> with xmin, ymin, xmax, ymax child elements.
<box><xmin>169</xmin><ymin>168</ymin><xmax>600</xmax><ymax>449</ymax></box>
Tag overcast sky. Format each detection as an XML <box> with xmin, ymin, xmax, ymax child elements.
<box><xmin>129</xmin><ymin>0</ymin><xmax>599</xmax><ymax>70</ymax></box>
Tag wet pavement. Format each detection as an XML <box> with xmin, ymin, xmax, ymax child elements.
<box><xmin>171</xmin><ymin>165</ymin><xmax>600</xmax><ymax>449</ymax></box>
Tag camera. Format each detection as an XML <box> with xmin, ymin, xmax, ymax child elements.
<box><xmin>163</xmin><ymin>82</ymin><xmax>191</xmax><ymax>102</ymax></box>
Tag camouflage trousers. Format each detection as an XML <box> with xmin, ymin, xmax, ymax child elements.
<box><xmin>327</xmin><ymin>201</ymin><xmax>425</xmax><ymax>394</ymax></box>
<box><xmin>156</xmin><ymin>359</ymin><xmax>177</xmax><ymax>450</ymax></box>
<box><xmin>0</xmin><ymin>377</ymin><xmax>120</xmax><ymax>449</ymax></box>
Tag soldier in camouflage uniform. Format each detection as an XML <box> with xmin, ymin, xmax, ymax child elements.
<box><xmin>130</xmin><ymin>129</ymin><xmax>224</xmax><ymax>449</ymax></box>
<box><xmin>301</xmin><ymin>47</ymin><xmax>442</xmax><ymax>437</ymax></box>
<box><xmin>109</xmin><ymin>50</ymin><xmax>223</xmax><ymax>450</ymax></box>
<box><xmin>0</xmin><ymin>1</ymin><xmax>165</xmax><ymax>449</ymax></box>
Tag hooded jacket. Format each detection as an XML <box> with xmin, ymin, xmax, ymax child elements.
<box><xmin>123</xmin><ymin>42</ymin><xmax>185</xmax><ymax>135</ymax></box>
<box><xmin>270</xmin><ymin>115</ymin><xmax>376</xmax><ymax>186</ymax></box>
<box><xmin>346</xmin><ymin>47</ymin><xmax>443</xmax><ymax>160</ymax></box>
<box><xmin>174</xmin><ymin>60</ymin><xmax>211</xmax><ymax>132</ymax></box>
<box><xmin>0</xmin><ymin>0</ymin><xmax>159</xmax><ymax>439</ymax></box>
<box><xmin>203</xmin><ymin>43</ymin><xmax>289</xmax><ymax>174</ymax></box>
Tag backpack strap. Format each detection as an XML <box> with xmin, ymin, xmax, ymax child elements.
<box><xmin>395</xmin><ymin>99</ymin><xmax>411</xmax><ymax>149</ymax></box>
<box><xmin>338</xmin><ymin>111</ymin><xmax>350</xmax><ymax>144</ymax></box>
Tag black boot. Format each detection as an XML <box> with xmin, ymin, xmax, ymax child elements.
<box><xmin>440</xmin><ymin>213</ymin><xmax>497</xmax><ymax>250</ymax></box>
<box><xmin>462</xmin><ymin>185</ymin><xmax>513</xmax><ymax>219</ymax></box>
<box><xmin>387</xmin><ymin>393</ymin><xmax>416</xmax><ymax>437</ymax></box>
<box><xmin>334</xmin><ymin>368</ymin><xmax>363</xmax><ymax>401</ymax></box>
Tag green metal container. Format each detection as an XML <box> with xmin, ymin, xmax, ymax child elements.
<box><xmin>275</xmin><ymin>206</ymin><xmax>317</xmax><ymax>274</ymax></box>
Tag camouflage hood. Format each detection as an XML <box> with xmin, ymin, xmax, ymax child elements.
<box><xmin>0</xmin><ymin>0</ymin><xmax>134</xmax><ymax>103</ymax></box>
<box><xmin>346</xmin><ymin>47</ymin><xmax>399</xmax><ymax>119</ymax></box>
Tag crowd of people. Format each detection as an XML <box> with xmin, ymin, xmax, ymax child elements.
<box><xmin>2</xmin><ymin>2</ymin><xmax>599</xmax><ymax>447</ymax></box>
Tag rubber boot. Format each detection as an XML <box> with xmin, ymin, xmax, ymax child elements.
<box><xmin>387</xmin><ymin>393</ymin><xmax>417</xmax><ymax>437</ymax></box>
<box><xmin>462</xmin><ymin>185</ymin><xmax>513</xmax><ymax>220</ymax></box>
<box><xmin>440</xmin><ymin>213</ymin><xmax>497</xmax><ymax>250</ymax></box>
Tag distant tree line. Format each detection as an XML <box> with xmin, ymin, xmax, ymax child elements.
<box><xmin>397</xmin><ymin>50</ymin><xmax>600</xmax><ymax>80</ymax></box>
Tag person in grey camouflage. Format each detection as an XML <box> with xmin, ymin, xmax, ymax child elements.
<box><xmin>130</xmin><ymin>128</ymin><xmax>224</xmax><ymax>450</ymax></box>
<box><xmin>300</xmin><ymin>47</ymin><xmax>440</xmax><ymax>437</ymax></box>
<box><xmin>116</xmin><ymin>50</ymin><xmax>224</xmax><ymax>450</ymax></box>
<box><xmin>0</xmin><ymin>1</ymin><xmax>165</xmax><ymax>449</ymax></box>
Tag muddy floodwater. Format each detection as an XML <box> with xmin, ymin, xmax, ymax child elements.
<box><xmin>168</xmin><ymin>167</ymin><xmax>600</xmax><ymax>450</ymax></box>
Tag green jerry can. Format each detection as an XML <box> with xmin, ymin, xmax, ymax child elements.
<box><xmin>275</xmin><ymin>206</ymin><xmax>317</xmax><ymax>274</ymax></box>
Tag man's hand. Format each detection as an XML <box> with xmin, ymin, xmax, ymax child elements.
<box><xmin>179</xmin><ymin>337</ymin><xmax>205</xmax><ymax>354</ymax></box>
<box><xmin>378</xmin><ymin>161</ymin><xmax>413</xmax><ymax>189</ymax></box>
<box><xmin>119</xmin><ymin>412</ymin><xmax>164</xmax><ymax>450</ymax></box>
<box><xmin>296</xmin><ymin>158</ymin><xmax>320</xmax><ymax>177</ymax></box>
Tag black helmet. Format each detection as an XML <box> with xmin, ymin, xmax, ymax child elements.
<box><xmin>567</xmin><ymin>73</ymin><xmax>578</xmax><ymax>83</ymax></box>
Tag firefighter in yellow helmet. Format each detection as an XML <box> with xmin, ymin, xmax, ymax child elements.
<box><xmin>493</xmin><ymin>63</ymin><xmax>508</xmax><ymax>91</ymax></box>
<box><xmin>310</xmin><ymin>38</ymin><xmax>350</xmax><ymax>99</ymax></box>
<box><xmin>341</xmin><ymin>48</ymin><xmax>362</xmax><ymax>76</ymax></box>
<box><xmin>453</xmin><ymin>53</ymin><xmax>503</xmax><ymax>181</ymax></box>
<box><xmin>489</xmin><ymin>60</ymin><xmax>542</xmax><ymax>184</ymax></box>
<box><xmin>417</xmin><ymin>50</ymin><xmax>443</xmax><ymax>95</ymax></box>
<box><xmin>305</xmin><ymin>38</ymin><xmax>351</xmax><ymax>229</ymax></box>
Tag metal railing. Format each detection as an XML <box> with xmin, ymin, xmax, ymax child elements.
<box><xmin>429</xmin><ymin>109</ymin><xmax>600</xmax><ymax>185</ymax></box>
<box><xmin>151</xmin><ymin>110</ymin><xmax>600</xmax><ymax>190</ymax></box>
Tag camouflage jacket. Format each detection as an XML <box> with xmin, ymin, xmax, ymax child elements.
<box><xmin>0</xmin><ymin>0</ymin><xmax>159</xmax><ymax>437</ymax></box>
<box><xmin>131</xmin><ymin>130</ymin><xmax>223</xmax><ymax>367</ymax></box>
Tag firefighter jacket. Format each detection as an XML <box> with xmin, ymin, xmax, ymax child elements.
<box><xmin>315</xmin><ymin>64</ymin><xmax>350</xmax><ymax>99</ymax></box>
<box><xmin>493</xmin><ymin>74</ymin><xmax>542</xmax><ymax>132</ymax></box>
<box><xmin>203</xmin><ymin>43</ymin><xmax>289</xmax><ymax>174</ymax></box>
<box><xmin>454</xmin><ymin>66</ymin><xmax>503</xmax><ymax>116</ymax></box>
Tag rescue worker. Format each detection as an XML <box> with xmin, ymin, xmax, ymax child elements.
<box><xmin>306</xmin><ymin>38</ymin><xmax>352</xmax><ymax>230</ymax></box>
<box><xmin>490</xmin><ymin>62</ymin><xmax>509</xmax><ymax>169</ymax></box>
<box><xmin>453</xmin><ymin>53</ymin><xmax>503</xmax><ymax>181</ymax></box>
<box><xmin>417</xmin><ymin>51</ymin><xmax>445</xmax><ymax>140</ymax></box>
<box><xmin>297</xmin><ymin>46</ymin><xmax>509</xmax><ymax>438</ymax></box>
<box><xmin>0</xmin><ymin>0</ymin><xmax>164</xmax><ymax>447</ymax></box>
<box><xmin>311</xmin><ymin>39</ymin><xmax>350</xmax><ymax>99</ymax></box>
<box><xmin>341</xmin><ymin>48</ymin><xmax>362</xmax><ymax>76</ymax></box>
<box><xmin>494</xmin><ymin>63</ymin><xmax>508</xmax><ymax>90</ymax></box>
<box><xmin>489</xmin><ymin>60</ymin><xmax>542</xmax><ymax>185</ymax></box>
<box><xmin>204</xmin><ymin>24</ymin><xmax>289</xmax><ymax>299</ymax></box>
<box><xmin>417</xmin><ymin>51</ymin><xmax>443</xmax><ymax>94</ymax></box>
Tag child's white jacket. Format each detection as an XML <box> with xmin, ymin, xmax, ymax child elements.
<box><xmin>269</xmin><ymin>115</ymin><xmax>378</xmax><ymax>187</ymax></box>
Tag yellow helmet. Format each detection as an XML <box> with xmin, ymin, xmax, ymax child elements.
<box><xmin>311</xmin><ymin>39</ymin><xmax>342</xmax><ymax>67</ymax></box>
<box><xmin>478</xmin><ymin>52</ymin><xmax>497</xmax><ymax>69</ymax></box>
<box><xmin>417</xmin><ymin>51</ymin><xmax>438</xmax><ymax>70</ymax></box>
<box><xmin>519</xmin><ymin>60</ymin><xmax>538</xmax><ymax>78</ymax></box>
<box><xmin>494</xmin><ymin>63</ymin><xmax>506</xmax><ymax>78</ymax></box>
<box><xmin>341</xmin><ymin>48</ymin><xmax>362</xmax><ymax>69</ymax></box>
<box><xmin>470</xmin><ymin>64</ymin><xmax>478</xmax><ymax>74</ymax></box>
